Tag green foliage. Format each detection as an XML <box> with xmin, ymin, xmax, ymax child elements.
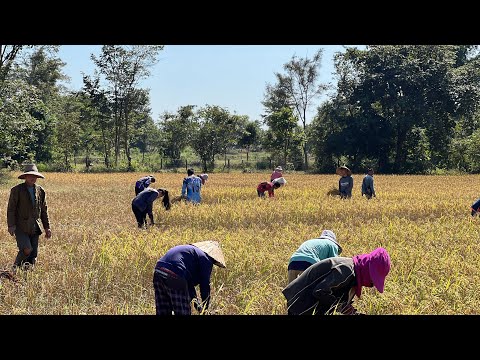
<box><xmin>158</xmin><ymin>105</ymin><xmax>197</xmax><ymax>159</ymax></box>
<box><xmin>263</xmin><ymin>107</ymin><xmax>303</xmax><ymax>169</ymax></box>
<box><xmin>0</xmin><ymin>79</ymin><xmax>43</xmax><ymax>163</ymax></box>
<box><xmin>263</xmin><ymin>49</ymin><xmax>328</xmax><ymax>170</ymax></box>
<box><xmin>310</xmin><ymin>45</ymin><xmax>480</xmax><ymax>174</ymax></box>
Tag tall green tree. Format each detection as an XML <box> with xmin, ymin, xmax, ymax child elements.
<box><xmin>19</xmin><ymin>46</ymin><xmax>66</xmax><ymax>163</ymax></box>
<box><xmin>159</xmin><ymin>105</ymin><xmax>197</xmax><ymax>161</ymax></box>
<box><xmin>0</xmin><ymin>45</ymin><xmax>33</xmax><ymax>94</ymax></box>
<box><xmin>264</xmin><ymin>49</ymin><xmax>327</xmax><ymax>170</ymax></box>
<box><xmin>263</xmin><ymin>107</ymin><xmax>303</xmax><ymax>167</ymax></box>
<box><xmin>0</xmin><ymin>80</ymin><xmax>43</xmax><ymax>164</ymax></box>
<box><xmin>133</xmin><ymin>114</ymin><xmax>161</xmax><ymax>163</ymax></box>
<box><xmin>91</xmin><ymin>45</ymin><xmax>164</xmax><ymax>170</ymax></box>
<box><xmin>54</xmin><ymin>94</ymin><xmax>82</xmax><ymax>170</ymax></box>
<box><xmin>191</xmin><ymin>105</ymin><xmax>232</xmax><ymax>172</ymax></box>
<box><xmin>82</xmin><ymin>74</ymin><xmax>114</xmax><ymax>168</ymax></box>
<box><xmin>238</xmin><ymin>120</ymin><xmax>261</xmax><ymax>162</ymax></box>
<box><xmin>317</xmin><ymin>45</ymin><xmax>480</xmax><ymax>173</ymax></box>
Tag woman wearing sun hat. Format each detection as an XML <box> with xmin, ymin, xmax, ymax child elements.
<box><xmin>282</xmin><ymin>247</ymin><xmax>391</xmax><ymax>315</ymax></box>
<box><xmin>7</xmin><ymin>163</ymin><xmax>51</xmax><ymax>270</ymax></box>
<box><xmin>153</xmin><ymin>240</ymin><xmax>226</xmax><ymax>315</ymax></box>
<box><xmin>337</xmin><ymin>165</ymin><xmax>353</xmax><ymax>199</ymax></box>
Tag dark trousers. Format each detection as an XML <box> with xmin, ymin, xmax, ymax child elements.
<box><xmin>153</xmin><ymin>270</ymin><xmax>191</xmax><ymax>315</ymax></box>
<box><xmin>14</xmin><ymin>228</ymin><xmax>39</xmax><ymax>266</ymax></box>
<box><xmin>132</xmin><ymin>204</ymin><xmax>147</xmax><ymax>228</ymax></box>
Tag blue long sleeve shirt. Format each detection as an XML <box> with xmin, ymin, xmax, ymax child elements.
<box><xmin>181</xmin><ymin>175</ymin><xmax>202</xmax><ymax>204</ymax></box>
<box><xmin>339</xmin><ymin>176</ymin><xmax>353</xmax><ymax>196</ymax></box>
<box><xmin>132</xmin><ymin>188</ymin><xmax>159</xmax><ymax>217</ymax></box>
<box><xmin>361</xmin><ymin>174</ymin><xmax>375</xmax><ymax>196</ymax></box>
<box><xmin>135</xmin><ymin>176</ymin><xmax>154</xmax><ymax>193</ymax></box>
<box><xmin>155</xmin><ymin>245</ymin><xmax>213</xmax><ymax>306</ymax></box>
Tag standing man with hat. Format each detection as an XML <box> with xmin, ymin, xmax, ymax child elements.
<box><xmin>153</xmin><ymin>240</ymin><xmax>226</xmax><ymax>315</ymax></box>
<box><xmin>7</xmin><ymin>163</ymin><xmax>51</xmax><ymax>270</ymax></box>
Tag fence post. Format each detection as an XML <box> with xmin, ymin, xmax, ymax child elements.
<box><xmin>228</xmin><ymin>159</ymin><xmax>230</xmax><ymax>169</ymax></box>
<box><xmin>161</xmin><ymin>158</ymin><xmax>163</xmax><ymax>170</ymax></box>
<box><xmin>185</xmin><ymin>159</ymin><xmax>188</xmax><ymax>170</ymax></box>
<box><xmin>270</xmin><ymin>158</ymin><xmax>272</xmax><ymax>169</ymax></box>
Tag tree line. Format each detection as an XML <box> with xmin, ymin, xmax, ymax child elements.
<box><xmin>1</xmin><ymin>45</ymin><xmax>479</xmax><ymax>174</ymax></box>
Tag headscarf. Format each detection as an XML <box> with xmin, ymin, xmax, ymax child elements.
<box><xmin>352</xmin><ymin>247</ymin><xmax>391</xmax><ymax>298</ymax></box>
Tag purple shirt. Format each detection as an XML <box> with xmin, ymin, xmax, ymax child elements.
<box><xmin>155</xmin><ymin>245</ymin><xmax>213</xmax><ymax>304</ymax></box>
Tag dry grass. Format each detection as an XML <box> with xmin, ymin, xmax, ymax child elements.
<box><xmin>1</xmin><ymin>172</ymin><xmax>480</xmax><ymax>315</ymax></box>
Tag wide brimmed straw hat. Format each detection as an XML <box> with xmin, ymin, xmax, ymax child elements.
<box><xmin>18</xmin><ymin>164</ymin><xmax>45</xmax><ymax>179</ymax></box>
<box><xmin>336</xmin><ymin>165</ymin><xmax>352</xmax><ymax>176</ymax></box>
<box><xmin>191</xmin><ymin>240</ymin><xmax>226</xmax><ymax>268</ymax></box>
<box><xmin>275</xmin><ymin>166</ymin><xmax>283</xmax><ymax>172</ymax></box>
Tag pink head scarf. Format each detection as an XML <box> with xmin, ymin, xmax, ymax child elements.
<box><xmin>352</xmin><ymin>247</ymin><xmax>391</xmax><ymax>298</ymax></box>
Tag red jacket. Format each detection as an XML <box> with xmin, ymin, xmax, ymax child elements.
<box><xmin>257</xmin><ymin>181</ymin><xmax>275</xmax><ymax>197</ymax></box>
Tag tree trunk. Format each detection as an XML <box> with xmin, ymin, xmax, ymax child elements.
<box><xmin>303</xmin><ymin>109</ymin><xmax>308</xmax><ymax>170</ymax></box>
<box><xmin>394</xmin><ymin>127</ymin><xmax>408</xmax><ymax>173</ymax></box>
<box><xmin>303</xmin><ymin>144</ymin><xmax>308</xmax><ymax>170</ymax></box>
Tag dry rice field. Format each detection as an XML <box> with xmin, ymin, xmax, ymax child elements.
<box><xmin>1</xmin><ymin>172</ymin><xmax>480</xmax><ymax>315</ymax></box>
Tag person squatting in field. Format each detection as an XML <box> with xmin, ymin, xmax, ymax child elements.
<box><xmin>361</xmin><ymin>168</ymin><xmax>376</xmax><ymax>199</ymax></box>
<box><xmin>135</xmin><ymin>175</ymin><xmax>156</xmax><ymax>195</ymax></box>
<box><xmin>282</xmin><ymin>247</ymin><xmax>391</xmax><ymax>315</ymax></box>
<box><xmin>257</xmin><ymin>177</ymin><xmax>287</xmax><ymax>198</ymax></box>
<box><xmin>287</xmin><ymin>230</ymin><xmax>343</xmax><ymax>284</ymax></box>
<box><xmin>153</xmin><ymin>240</ymin><xmax>226</xmax><ymax>315</ymax></box>
<box><xmin>131</xmin><ymin>187</ymin><xmax>171</xmax><ymax>228</ymax></box>
<box><xmin>7</xmin><ymin>164</ymin><xmax>52</xmax><ymax>270</ymax></box>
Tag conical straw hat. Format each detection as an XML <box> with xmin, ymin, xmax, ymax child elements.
<box><xmin>336</xmin><ymin>165</ymin><xmax>352</xmax><ymax>176</ymax></box>
<box><xmin>191</xmin><ymin>240</ymin><xmax>226</xmax><ymax>268</ymax></box>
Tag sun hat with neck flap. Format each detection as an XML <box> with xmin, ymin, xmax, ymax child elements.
<box><xmin>352</xmin><ymin>247</ymin><xmax>391</xmax><ymax>298</ymax></box>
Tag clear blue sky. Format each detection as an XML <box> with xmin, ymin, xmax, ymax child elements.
<box><xmin>57</xmin><ymin>45</ymin><xmax>363</xmax><ymax>123</ymax></box>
